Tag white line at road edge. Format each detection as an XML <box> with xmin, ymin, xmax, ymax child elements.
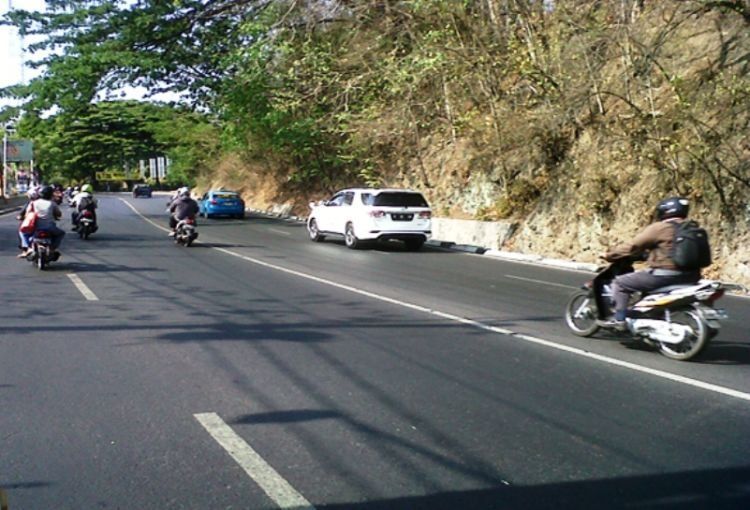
<box><xmin>195</xmin><ymin>413</ymin><xmax>316</xmax><ymax>510</ymax></box>
<box><xmin>68</xmin><ymin>273</ymin><xmax>99</xmax><ymax>301</ymax></box>
<box><xmin>120</xmin><ymin>198</ymin><xmax>750</xmax><ymax>403</ymax></box>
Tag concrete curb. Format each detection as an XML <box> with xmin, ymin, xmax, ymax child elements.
<box><xmin>449</xmin><ymin>244</ymin><xmax>488</xmax><ymax>255</ymax></box>
<box><xmin>0</xmin><ymin>206</ymin><xmax>22</xmax><ymax>216</ymax></box>
<box><xmin>472</xmin><ymin>248</ymin><xmax>597</xmax><ymax>272</ymax></box>
<box><xmin>0</xmin><ymin>197</ymin><xmax>27</xmax><ymax>217</ymax></box>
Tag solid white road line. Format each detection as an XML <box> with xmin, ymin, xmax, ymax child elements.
<box><xmin>504</xmin><ymin>274</ymin><xmax>578</xmax><ymax>290</ymax></box>
<box><xmin>121</xmin><ymin>198</ymin><xmax>750</xmax><ymax>403</ymax></box>
<box><xmin>195</xmin><ymin>413</ymin><xmax>316</xmax><ymax>510</ymax></box>
<box><xmin>67</xmin><ymin>273</ymin><xmax>99</xmax><ymax>301</ymax></box>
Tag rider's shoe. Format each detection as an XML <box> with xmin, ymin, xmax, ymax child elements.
<box><xmin>596</xmin><ymin>318</ymin><xmax>627</xmax><ymax>331</ymax></box>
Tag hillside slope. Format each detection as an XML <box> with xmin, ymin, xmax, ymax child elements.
<box><xmin>199</xmin><ymin>0</ymin><xmax>750</xmax><ymax>284</ymax></box>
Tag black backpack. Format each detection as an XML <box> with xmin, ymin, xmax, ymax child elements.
<box><xmin>671</xmin><ymin>220</ymin><xmax>711</xmax><ymax>270</ymax></box>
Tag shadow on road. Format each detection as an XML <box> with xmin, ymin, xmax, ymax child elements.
<box><xmin>226</xmin><ymin>408</ymin><xmax>750</xmax><ymax>510</ymax></box>
<box><xmin>312</xmin><ymin>465</ymin><xmax>750</xmax><ymax>509</ymax></box>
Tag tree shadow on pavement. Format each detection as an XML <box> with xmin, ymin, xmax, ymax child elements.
<box><xmin>227</xmin><ymin>409</ymin><xmax>750</xmax><ymax>510</ymax></box>
<box><xmin>312</xmin><ymin>465</ymin><xmax>750</xmax><ymax>509</ymax></box>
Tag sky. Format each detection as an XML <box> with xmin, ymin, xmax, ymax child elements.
<box><xmin>0</xmin><ymin>0</ymin><xmax>46</xmax><ymax>95</ymax></box>
<box><xmin>1</xmin><ymin>0</ymin><xmax>180</xmax><ymax>111</ymax></box>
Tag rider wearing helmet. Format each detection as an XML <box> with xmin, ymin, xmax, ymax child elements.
<box><xmin>71</xmin><ymin>183</ymin><xmax>98</xmax><ymax>231</ymax></box>
<box><xmin>168</xmin><ymin>186</ymin><xmax>199</xmax><ymax>236</ymax></box>
<box><xmin>596</xmin><ymin>196</ymin><xmax>703</xmax><ymax>330</ymax></box>
<box><xmin>30</xmin><ymin>185</ymin><xmax>66</xmax><ymax>256</ymax></box>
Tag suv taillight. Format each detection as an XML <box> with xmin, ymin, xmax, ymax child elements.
<box><xmin>369</xmin><ymin>210</ymin><xmax>386</xmax><ymax>218</ymax></box>
<box><xmin>706</xmin><ymin>289</ymin><xmax>725</xmax><ymax>303</ymax></box>
<box><xmin>418</xmin><ymin>211</ymin><xmax>432</xmax><ymax>219</ymax></box>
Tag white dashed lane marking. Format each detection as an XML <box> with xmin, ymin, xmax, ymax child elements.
<box><xmin>268</xmin><ymin>228</ymin><xmax>291</xmax><ymax>236</ymax></box>
<box><xmin>68</xmin><ymin>273</ymin><xmax>99</xmax><ymax>301</ymax></box>
<box><xmin>195</xmin><ymin>413</ymin><xmax>316</xmax><ymax>510</ymax></box>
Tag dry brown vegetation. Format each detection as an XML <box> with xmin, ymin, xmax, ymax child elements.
<box><xmin>200</xmin><ymin>0</ymin><xmax>750</xmax><ymax>283</ymax></box>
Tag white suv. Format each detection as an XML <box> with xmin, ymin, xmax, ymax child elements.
<box><xmin>307</xmin><ymin>188</ymin><xmax>432</xmax><ymax>250</ymax></box>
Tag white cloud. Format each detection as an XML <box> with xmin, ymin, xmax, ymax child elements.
<box><xmin>0</xmin><ymin>0</ymin><xmax>47</xmax><ymax>90</ymax></box>
<box><xmin>1</xmin><ymin>1</ymin><xmax>186</xmax><ymax>109</ymax></box>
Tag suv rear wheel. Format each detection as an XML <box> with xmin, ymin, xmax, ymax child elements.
<box><xmin>308</xmin><ymin>219</ymin><xmax>325</xmax><ymax>242</ymax></box>
<box><xmin>405</xmin><ymin>239</ymin><xmax>424</xmax><ymax>251</ymax></box>
<box><xmin>345</xmin><ymin>223</ymin><xmax>361</xmax><ymax>249</ymax></box>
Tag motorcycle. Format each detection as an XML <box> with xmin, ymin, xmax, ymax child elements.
<box><xmin>27</xmin><ymin>230</ymin><xmax>59</xmax><ymax>270</ymax></box>
<box><xmin>174</xmin><ymin>217</ymin><xmax>198</xmax><ymax>247</ymax></box>
<box><xmin>564</xmin><ymin>258</ymin><xmax>735</xmax><ymax>360</ymax></box>
<box><xmin>77</xmin><ymin>210</ymin><xmax>98</xmax><ymax>240</ymax></box>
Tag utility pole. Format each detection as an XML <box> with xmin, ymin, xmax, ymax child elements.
<box><xmin>2</xmin><ymin>127</ymin><xmax>6</xmax><ymax>199</ymax></box>
<box><xmin>2</xmin><ymin>123</ymin><xmax>15</xmax><ymax>199</ymax></box>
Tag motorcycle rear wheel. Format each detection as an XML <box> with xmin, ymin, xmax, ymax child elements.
<box><xmin>657</xmin><ymin>309</ymin><xmax>708</xmax><ymax>361</ymax></box>
<box><xmin>564</xmin><ymin>291</ymin><xmax>600</xmax><ymax>337</ymax></box>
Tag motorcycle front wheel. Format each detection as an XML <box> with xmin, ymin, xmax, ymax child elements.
<box><xmin>564</xmin><ymin>290</ymin><xmax>600</xmax><ymax>337</ymax></box>
<box><xmin>657</xmin><ymin>309</ymin><xmax>709</xmax><ymax>361</ymax></box>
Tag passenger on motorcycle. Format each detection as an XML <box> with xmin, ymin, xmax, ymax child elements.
<box><xmin>16</xmin><ymin>186</ymin><xmax>41</xmax><ymax>258</ymax></box>
<box><xmin>71</xmin><ymin>184</ymin><xmax>98</xmax><ymax>231</ymax></box>
<box><xmin>52</xmin><ymin>183</ymin><xmax>65</xmax><ymax>205</ymax></box>
<box><xmin>31</xmin><ymin>185</ymin><xmax>66</xmax><ymax>257</ymax></box>
<box><xmin>168</xmin><ymin>187</ymin><xmax>199</xmax><ymax>236</ymax></box>
<box><xmin>597</xmin><ymin>196</ymin><xmax>702</xmax><ymax>330</ymax></box>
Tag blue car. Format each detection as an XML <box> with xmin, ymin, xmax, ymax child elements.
<box><xmin>198</xmin><ymin>190</ymin><xmax>246</xmax><ymax>219</ymax></box>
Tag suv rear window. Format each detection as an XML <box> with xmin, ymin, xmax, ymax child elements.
<box><xmin>214</xmin><ymin>192</ymin><xmax>239</xmax><ymax>199</ymax></box>
<box><xmin>363</xmin><ymin>192</ymin><xmax>429</xmax><ymax>207</ymax></box>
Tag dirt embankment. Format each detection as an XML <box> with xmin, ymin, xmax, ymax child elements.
<box><xmin>198</xmin><ymin>2</ymin><xmax>750</xmax><ymax>287</ymax></box>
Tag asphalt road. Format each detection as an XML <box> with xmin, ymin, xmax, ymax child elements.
<box><xmin>1</xmin><ymin>194</ymin><xmax>749</xmax><ymax>509</ymax></box>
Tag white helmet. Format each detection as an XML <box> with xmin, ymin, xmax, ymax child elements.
<box><xmin>178</xmin><ymin>186</ymin><xmax>190</xmax><ymax>197</ymax></box>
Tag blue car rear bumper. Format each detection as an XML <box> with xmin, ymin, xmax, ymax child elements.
<box><xmin>202</xmin><ymin>205</ymin><xmax>245</xmax><ymax>216</ymax></box>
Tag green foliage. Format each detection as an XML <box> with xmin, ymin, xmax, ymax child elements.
<box><xmin>16</xmin><ymin>101</ymin><xmax>216</xmax><ymax>185</ymax></box>
<box><xmin>1</xmin><ymin>0</ymin><xmax>748</xmax><ymax>224</ymax></box>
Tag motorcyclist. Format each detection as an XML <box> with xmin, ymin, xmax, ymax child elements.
<box><xmin>597</xmin><ymin>196</ymin><xmax>702</xmax><ymax>330</ymax></box>
<box><xmin>70</xmin><ymin>183</ymin><xmax>98</xmax><ymax>231</ymax></box>
<box><xmin>31</xmin><ymin>185</ymin><xmax>66</xmax><ymax>257</ymax></box>
<box><xmin>168</xmin><ymin>186</ymin><xmax>199</xmax><ymax>236</ymax></box>
<box><xmin>16</xmin><ymin>186</ymin><xmax>40</xmax><ymax>258</ymax></box>
<box><xmin>52</xmin><ymin>183</ymin><xmax>64</xmax><ymax>205</ymax></box>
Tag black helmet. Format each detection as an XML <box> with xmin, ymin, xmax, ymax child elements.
<box><xmin>52</xmin><ymin>183</ymin><xmax>63</xmax><ymax>191</ymax></box>
<box><xmin>656</xmin><ymin>196</ymin><xmax>689</xmax><ymax>220</ymax></box>
<box><xmin>40</xmin><ymin>185</ymin><xmax>55</xmax><ymax>200</ymax></box>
